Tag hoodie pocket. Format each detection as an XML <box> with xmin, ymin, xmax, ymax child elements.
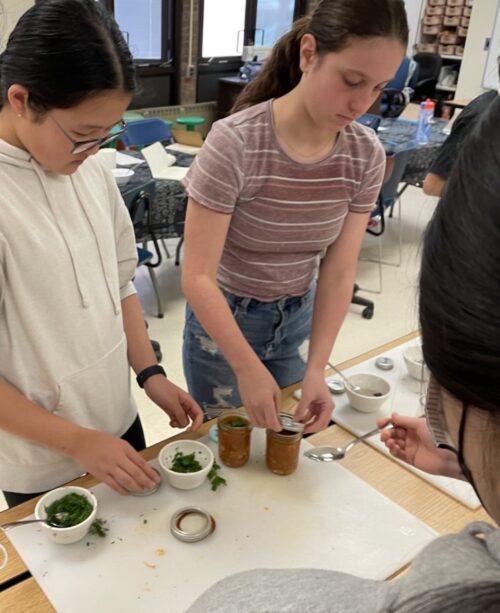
<box><xmin>55</xmin><ymin>335</ymin><xmax>135</xmax><ymax>434</ymax></box>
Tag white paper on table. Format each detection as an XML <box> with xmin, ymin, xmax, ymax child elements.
<box><xmin>141</xmin><ymin>142</ymin><xmax>188</xmax><ymax>180</ymax></box>
<box><xmin>166</xmin><ymin>142</ymin><xmax>201</xmax><ymax>155</ymax></box>
<box><xmin>115</xmin><ymin>151</ymin><xmax>144</xmax><ymax>166</ymax></box>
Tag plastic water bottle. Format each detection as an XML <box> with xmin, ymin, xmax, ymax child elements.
<box><xmin>416</xmin><ymin>98</ymin><xmax>435</xmax><ymax>145</ymax></box>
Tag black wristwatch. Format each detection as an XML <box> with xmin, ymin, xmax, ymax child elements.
<box><xmin>136</xmin><ymin>364</ymin><xmax>167</xmax><ymax>388</ymax></box>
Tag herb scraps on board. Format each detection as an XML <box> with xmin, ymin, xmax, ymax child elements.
<box><xmin>170</xmin><ymin>451</ymin><xmax>202</xmax><ymax>473</ymax></box>
<box><xmin>45</xmin><ymin>493</ymin><xmax>93</xmax><ymax>527</ymax></box>
<box><xmin>89</xmin><ymin>518</ymin><xmax>109</xmax><ymax>537</ymax></box>
<box><xmin>208</xmin><ymin>461</ymin><xmax>227</xmax><ymax>491</ymax></box>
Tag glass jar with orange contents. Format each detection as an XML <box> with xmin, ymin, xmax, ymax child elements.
<box><xmin>266</xmin><ymin>413</ymin><xmax>304</xmax><ymax>475</ymax></box>
<box><xmin>217</xmin><ymin>411</ymin><xmax>252</xmax><ymax>468</ymax></box>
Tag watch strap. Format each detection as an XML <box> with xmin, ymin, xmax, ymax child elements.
<box><xmin>136</xmin><ymin>364</ymin><xmax>166</xmax><ymax>388</ymax></box>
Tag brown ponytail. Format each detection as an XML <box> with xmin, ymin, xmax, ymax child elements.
<box><xmin>231</xmin><ymin>17</ymin><xmax>310</xmax><ymax>114</ymax></box>
<box><xmin>231</xmin><ymin>0</ymin><xmax>408</xmax><ymax>113</ymax></box>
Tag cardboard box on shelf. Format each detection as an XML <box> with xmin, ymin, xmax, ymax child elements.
<box><xmin>445</xmin><ymin>6</ymin><xmax>463</xmax><ymax>16</ymax></box>
<box><xmin>454</xmin><ymin>45</ymin><xmax>464</xmax><ymax>56</ymax></box>
<box><xmin>417</xmin><ymin>43</ymin><xmax>439</xmax><ymax>53</ymax></box>
<box><xmin>461</xmin><ymin>16</ymin><xmax>470</xmax><ymax>26</ymax></box>
<box><xmin>423</xmin><ymin>15</ymin><xmax>442</xmax><ymax>26</ymax></box>
<box><xmin>446</xmin><ymin>0</ymin><xmax>464</xmax><ymax>6</ymax></box>
<box><xmin>463</xmin><ymin>7</ymin><xmax>472</xmax><ymax>17</ymax></box>
<box><xmin>440</xmin><ymin>32</ymin><xmax>458</xmax><ymax>44</ymax></box>
<box><xmin>428</xmin><ymin>0</ymin><xmax>446</xmax><ymax>5</ymax></box>
<box><xmin>423</xmin><ymin>25</ymin><xmax>441</xmax><ymax>35</ymax></box>
<box><xmin>426</xmin><ymin>6</ymin><xmax>444</xmax><ymax>16</ymax></box>
<box><xmin>443</xmin><ymin>16</ymin><xmax>460</xmax><ymax>26</ymax></box>
<box><xmin>457</xmin><ymin>26</ymin><xmax>468</xmax><ymax>37</ymax></box>
<box><xmin>439</xmin><ymin>44</ymin><xmax>456</xmax><ymax>55</ymax></box>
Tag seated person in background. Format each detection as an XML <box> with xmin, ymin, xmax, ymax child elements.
<box><xmin>423</xmin><ymin>79</ymin><xmax>498</xmax><ymax>197</ymax></box>
<box><xmin>186</xmin><ymin>89</ymin><xmax>500</xmax><ymax>613</ymax></box>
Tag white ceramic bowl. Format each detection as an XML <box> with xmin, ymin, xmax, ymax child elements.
<box><xmin>345</xmin><ymin>373</ymin><xmax>391</xmax><ymax>413</ymax></box>
<box><xmin>158</xmin><ymin>440</ymin><xmax>214</xmax><ymax>490</ymax></box>
<box><xmin>111</xmin><ymin>168</ymin><xmax>134</xmax><ymax>186</ymax></box>
<box><xmin>403</xmin><ymin>346</ymin><xmax>427</xmax><ymax>381</ymax></box>
<box><xmin>34</xmin><ymin>486</ymin><xmax>98</xmax><ymax>545</ymax></box>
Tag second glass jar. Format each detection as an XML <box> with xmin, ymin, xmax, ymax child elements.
<box><xmin>266</xmin><ymin>428</ymin><xmax>302</xmax><ymax>476</ymax></box>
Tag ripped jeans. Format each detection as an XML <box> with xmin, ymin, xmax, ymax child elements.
<box><xmin>182</xmin><ymin>283</ymin><xmax>316</xmax><ymax>418</ymax></box>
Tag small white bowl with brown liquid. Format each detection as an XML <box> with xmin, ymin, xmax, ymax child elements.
<box><xmin>345</xmin><ymin>373</ymin><xmax>391</xmax><ymax>413</ymax></box>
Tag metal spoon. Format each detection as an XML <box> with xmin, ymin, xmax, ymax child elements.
<box><xmin>1</xmin><ymin>513</ymin><xmax>69</xmax><ymax>530</ymax></box>
<box><xmin>327</xmin><ymin>362</ymin><xmax>361</xmax><ymax>392</ymax></box>
<box><xmin>304</xmin><ymin>425</ymin><xmax>393</xmax><ymax>462</ymax></box>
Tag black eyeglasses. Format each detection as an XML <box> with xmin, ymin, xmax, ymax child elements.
<box><xmin>49</xmin><ymin>115</ymin><xmax>127</xmax><ymax>155</ymax></box>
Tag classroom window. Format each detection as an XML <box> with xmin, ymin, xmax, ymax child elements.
<box><xmin>202</xmin><ymin>0</ymin><xmax>246</xmax><ymax>58</ymax></box>
<box><xmin>199</xmin><ymin>0</ymin><xmax>307</xmax><ymax>60</ymax></box>
<box><xmin>106</xmin><ymin>0</ymin><xmax>174</xmax><ymax>64</ymax></box>
<box><xmin>255</xmin><ymin>0</ymin><xmax>296</xmax><ymax>47</ymax></box>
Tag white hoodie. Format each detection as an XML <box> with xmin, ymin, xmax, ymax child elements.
<box><xmin>0</xmin><ymin>139</ymin><xmax>139</xmax><ymax>492</ymax></box>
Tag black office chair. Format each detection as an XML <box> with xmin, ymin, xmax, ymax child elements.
<box><xmin>380</xmin><ymin>57</ymin><xmax>413</xmax><ymax>118</ymax></box>
<box><xmin>412</xmin><ymin>53</ymin><xmax>442</xmax><ymax>102</ymax></box>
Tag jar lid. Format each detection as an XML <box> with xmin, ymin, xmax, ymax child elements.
<box><xmin>129</xmin><ymin>468</ymin><xmax>161</xmax><ymax>497</ymax></box>
<box><xmin>278</xmin><ymin>412</ymin><xmax>305</xmax><ymax>433</ymax></box>
<box><xmin>375</xmin><ymin>356</ymin><xmax>394</xmax><ymax>371</ymax></box>
<box><xmin>170</xmin><ymin>506</ymin><xmax>216</xmax><ymax>543</ymax></box>
<box><xmin>326</xmin><ymin>378</ymin><xmax>346</xmax><ymax>395</ymax></box>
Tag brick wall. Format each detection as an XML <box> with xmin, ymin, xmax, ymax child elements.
<box><xmin>178</xmin><ymin>0</ymin><xmax>199</xmax><ymax>104</ymax></box>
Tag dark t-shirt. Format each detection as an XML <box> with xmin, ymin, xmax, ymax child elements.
<box><xmin>430</xmin><ymin>90</ymin><xmax>498</xmax><ymax>179</ymax></box>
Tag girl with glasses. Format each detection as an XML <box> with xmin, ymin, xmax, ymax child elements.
<box><xmin>0</xmin><ymin>0</ymin><xmax>202</xmax><ymax>508</ymax></box>
<box><xmin>181</xmin><ymin>0</ymin><xmax>408</xmax><ymax>432</ymax></box>
<box><xmin>186</xmin><ymin>92</ymin><xmax>500</xmax><ymax>613</ymax></box>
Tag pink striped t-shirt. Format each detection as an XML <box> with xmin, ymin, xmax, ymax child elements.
<box><xmin>182</xmin><ymin>99</ymin><xmax>385</xmax><ymax>301</ymax></box>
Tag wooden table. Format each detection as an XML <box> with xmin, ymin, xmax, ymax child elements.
<box><xmin>444</xmin><ymin>98</ymin><xmax>471</xmax><ymax>110</ymax></box>
<box><xmin>0</xmin><ymin>332</ymin><xmax>491</xmax><ymax>611</ymax></box>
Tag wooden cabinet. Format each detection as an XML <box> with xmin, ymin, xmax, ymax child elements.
<box><xmin>216</xmin><ymin>76</ymin><xmax>248</xmax><ymax>119</ymax></box>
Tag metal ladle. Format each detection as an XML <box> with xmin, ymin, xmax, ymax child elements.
<box><xmin>304</xmin><ymin>425</ymin><xmax>393</xmax><ymax>462</ymax></box>
<box><xmin>327</xmin><ymin>362</ymin><xmax>361</xmax><ymax>392</ymax></box>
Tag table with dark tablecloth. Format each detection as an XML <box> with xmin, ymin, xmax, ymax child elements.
<box><xmin>378</xmin><ymin>117</ymin><xmax>449</xmax><ymax>187</ymax></box>
<box><xmin>119</xmin><ymin>151</ymin><xmax>194</xmax><ymax>239</ymax></box>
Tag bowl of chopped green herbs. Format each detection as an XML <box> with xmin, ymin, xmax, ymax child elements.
<box><xmin>34</xmin><ymin>486</ymin><xmax>98</xmax><ymax>544</ymax></box>
<box><xmin>158</xmin><ymin>440</ymin><xmax>215</xmax><ymax>490</ymax></box>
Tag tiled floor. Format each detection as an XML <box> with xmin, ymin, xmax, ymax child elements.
<box><xmin>0</xmin><ymin>185</ymin><xmax>438</xmax><ymax>512</ymax></box>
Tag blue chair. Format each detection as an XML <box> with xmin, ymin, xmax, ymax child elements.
<box><xmin>121</xmin><ymin>118</ymin><xmax>173</xmax><ymax>149</ymax></box>
<box><xmin>380</xmin><ymin>57</ymin><xmax>414</xmax><ymax>118</ymax></box>
<box><xmin>121</xmin><ymin>181</ymin><xmax>164</xmax><ymax>318</ymax></box>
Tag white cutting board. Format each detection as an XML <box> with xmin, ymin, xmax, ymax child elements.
<box><xmin>321</xmin><ymin>339</ymin><xmax>480</xmax><ymax>509</ymax></box>
<box><xmin>9</xmin><ymin>430</ymin><xmax>437</xmax><ymax>613</ymax></box>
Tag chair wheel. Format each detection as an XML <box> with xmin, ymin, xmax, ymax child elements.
<box><xmin>362</xmin><ymin>307</ymin><xmax>374</xmax><ymax>319</ymax></box>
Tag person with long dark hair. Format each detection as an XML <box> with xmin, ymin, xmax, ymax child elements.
<box><xmin>0</xmin><ymin>0</ymin><xmax>202</xmax><ymax>507</ymax></box>
<box><xmin>181</xmin><ymin>0</ymin><xmax>408</xmax><ymax>432</ymax></box>
<box><xmin>185</xmin><ymin>85</ymin><xmax>500</xmax><ymax>613</ymax></box>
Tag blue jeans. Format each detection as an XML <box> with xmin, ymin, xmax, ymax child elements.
<box><xmin>182</xmin><ymin>284</ymin><xmax>316</xmax><ymax>418</ymax></box>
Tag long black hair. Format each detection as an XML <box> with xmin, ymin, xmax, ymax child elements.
<box><xmin>420</xmin><ymin>93</ymin><xmax>500</xmax><ymax>412</ymax></box>
<box><xmin>0</xmin><ymin>0</ymin><xmax>136</xmax><ymax>113</ymax></box>
<box><xmin>232</xmin><ymin>0</ymin><xmax>408</xmax><ymax>112</ymax></box>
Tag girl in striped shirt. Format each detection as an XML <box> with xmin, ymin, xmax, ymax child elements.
<box><xmin>181</xmin><ymin>0</ymin><xmax>408</xmax><ymax>432</ymax></box>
